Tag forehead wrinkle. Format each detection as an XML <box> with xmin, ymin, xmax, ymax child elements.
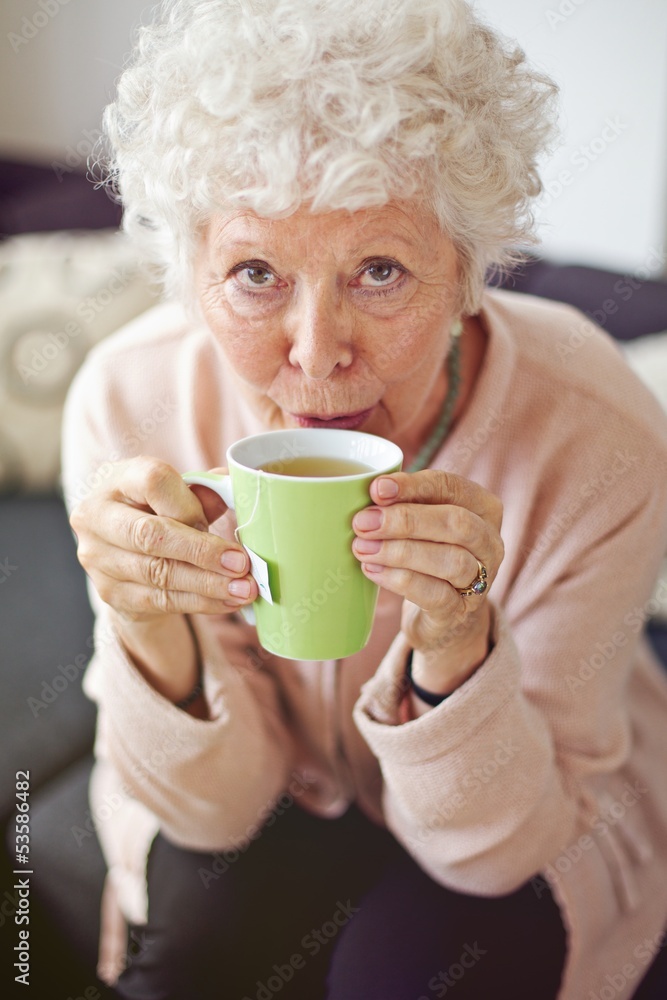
<box><xmin>210</xmin><ymin>230</ymin><xmax>432</xmax><ymax>262</ymax></box>
<box><xmin>208</xmin><ymin>201</ymin><xmax>438</xmax><ymax>241</ymax></box>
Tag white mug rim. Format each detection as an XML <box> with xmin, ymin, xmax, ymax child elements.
<box><xmin>226</xmin><ymin>428</ymin><xmax>403</xmax><ymax>481</ymax></box>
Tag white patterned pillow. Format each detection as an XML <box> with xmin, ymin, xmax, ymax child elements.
<box><xmin>0</xmin><ymin>230</ymin><xmax>157</xmax><ymax>492</ymax></box>
<box><xmin>621</xmin><ymin>331</ymin><xmax>667</xmax><ymax>416</ymax></box>
<box><xmin>621</xmin><ymin>332</ymin><xmax>667</xmax><ymax>625</ymax></box>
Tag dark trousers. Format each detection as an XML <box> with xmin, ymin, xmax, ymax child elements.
<box><xmin>115</xmin><ymin>803</ymin><xmax>566</xmax><ymax>1000</ymax></box>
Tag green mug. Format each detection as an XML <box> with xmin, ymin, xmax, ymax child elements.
<box><xmin>183</xmin><ymin>428</ymin><xmax>403</xmax><ymax>660</ymax></box>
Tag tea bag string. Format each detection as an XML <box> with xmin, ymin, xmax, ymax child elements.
<box><xmin>233</xmin><ymin>475</ymin><xmax>262</xmax><ymax>543</ymax></box>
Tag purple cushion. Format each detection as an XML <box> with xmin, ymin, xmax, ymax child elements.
<box><xmin>0</xmin><ymin>159</ymin><xmax>121</xmax><ymax>237</ymax></box>
<box><xmin>496</xmin><ymin>257</ymin><xmax>667</xmax><ymax>341</ymax></box>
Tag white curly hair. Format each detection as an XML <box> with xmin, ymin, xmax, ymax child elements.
<box><xmin>101</xmin><ymin>0</ymin><xmax>559</xmax><ymax>314</ymax></box>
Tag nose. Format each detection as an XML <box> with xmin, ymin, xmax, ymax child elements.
<box><xmin>287</xmin><ymin>285</ymin><xmax>354</xmax><ymax>380</ymax></box>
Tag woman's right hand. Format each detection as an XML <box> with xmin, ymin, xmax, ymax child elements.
<box><xmin>69</xmin><ymin>455</ymin><xmax>258</xmax><ymax>624</ymax></box>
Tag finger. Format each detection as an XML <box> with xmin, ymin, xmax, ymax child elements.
<box><xmin>113</xmin><ymin>456</ymin><xmax>216</xmax><ymax>529</ymax></box>
<box><xmin>353</xmin><ymin>501</ymin><xmax>494</xmax><ymax>563</ymax></box>
<box><xmin>93</xmin><ymin>542</ymin><xmax>258</xmax><ymax>603</ymax></box>
<box><xmin>352</xmin><ymin>538</ymin><xmax>480</xmax><ymax>592</ymax></box>
<box><xmin>358</xmin><ymin>560</ymin><xmax>461</xmax><ymax>616</ymax></box>
<box><xmin>86</xmin><ymin>500</ymin><xmax>249</xmax><ymax>577</ymax></box>
<box><xmin>96</xmin><ymin>575</ymin><xmax>255</xmax><ymax>619</ymax></box>
<box><xmin>370</xmin><ymin>471</ymin><xmax>503</xmax><ymax>530</ymax></box>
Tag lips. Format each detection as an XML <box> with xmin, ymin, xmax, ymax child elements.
<box><xmin>289</xmin><ymin>406</ymin><xmax>376</xmax><ymax>430</ymax></box>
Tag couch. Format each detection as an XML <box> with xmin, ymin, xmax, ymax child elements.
<box><xmin>1</xmin><ymin>160</ymin><xmax>666</xmax><ymax>998</ymax></box>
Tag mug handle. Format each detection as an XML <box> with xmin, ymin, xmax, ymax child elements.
<box><xmin>182</xmin><ymin>471</ymin><xmax>235</xmax><ymax>510</ymax></box>
<box><xmin>182</xmin><ymin>470</ymin><xmax>258</xmax><ymax>624</ymax></box>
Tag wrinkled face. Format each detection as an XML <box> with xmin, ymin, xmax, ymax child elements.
<box><xmin>196</xmin><ymin>200</ymin><xmax>462</xmax><ymax>450</ymax></box>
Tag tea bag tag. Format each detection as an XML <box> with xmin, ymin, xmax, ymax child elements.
<box><xmin>243</xmin><ymin>545</ymin><xmax>273</xmax><ymax>605</ymax></box>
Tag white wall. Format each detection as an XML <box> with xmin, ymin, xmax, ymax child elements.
<box><xmin>1</xmin><ymin>0</ymin><xmax>665</xmax><ymax>275</ymax></box>
<box><xmin>0</xmin><ymin>0</ymin><xmax>148</xmax><ymax>161</ymax></box>
<box><xmin>473</xmin><ymin>0</ymin><xmax>667</xmax><ymax>275</ymax></box>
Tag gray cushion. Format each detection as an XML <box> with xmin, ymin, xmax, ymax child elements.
<box><xmin>0</xmin><ymin>495</ymin><xmax>96</xmax><ymax>822</ymax></box>
<box><xmin>3</xmin><ymin>754</ymin><xmax>114</xmax><ymax>996</ymax></box>
<box><xmin>28</xmin><ymin>755</ymin><xmax>106</xmax><ymax>971</ymax></box>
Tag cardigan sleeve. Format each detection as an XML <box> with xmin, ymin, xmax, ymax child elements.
<box><xmin>353</xmin><ymin>431</ymin><xmax>667</xmax><ymax>896</ymax></box>
<box><xmin>82</xmin><ymin>607</ymin><xmax>299</xmax><ymax>851</ymax></box>
<box><xmin>61</xmin><ymin>349</ymin><xmax>298</xmax><ymax>853</ymax></box>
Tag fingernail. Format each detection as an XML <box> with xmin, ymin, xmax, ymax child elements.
<box><xmin>363</xmin><ymin>563</ymin><xmax>384</xmax><ymax>574</ymax></box>
<box><xmin>354</xmin><ymin>538</ymin><xmax>381</xmax><ymax>554</ymax></box>
<box><xmin>228</xmin><ymin>579</ymin><xmax>252</xmax><ymax>598</ymax></box>
<box><xmin>376</xmin><ymin>477</ymin><xmax>398</xmax><ymax>499</ymax></box>
<box><xmin>221</xmin><ymin>550</ymin><xmax>247</xmax><ymax>573</ymax></box>
<box><xmin>354</xmin><ymin>508</ymin><xmax>382</xmax><ymax>531</ymax></box>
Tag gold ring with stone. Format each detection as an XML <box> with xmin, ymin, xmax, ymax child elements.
<box><xmin>458</xmin><ymin>559</ymin><xmax>488</xmax><ymax>597</ymax></box>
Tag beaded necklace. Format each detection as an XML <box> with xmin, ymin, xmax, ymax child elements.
<box><xmin>405</xmin><ymin>319</ymin><xmax>463</xmax><ymax>473</ymax></box>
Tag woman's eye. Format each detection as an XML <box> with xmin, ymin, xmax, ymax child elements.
<box><xmin>356</xmin><ymin>261</ymin><xmax>405</xmax><ymax>290</ymax></box>
<box><xmin>231</xmin><ymin>263</ymin><xmax>279</xmax><ymax>290</ymax></box>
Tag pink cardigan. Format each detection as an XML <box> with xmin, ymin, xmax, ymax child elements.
<box><xmin>61</xmin><ymin>289</ymin><xmax>667</xmax><ymax>997</ymax></box>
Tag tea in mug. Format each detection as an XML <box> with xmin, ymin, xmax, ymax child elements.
<box><xmin>259</xmin><ymin>456</ymin><xmax>372</xmax><ymax>477</ymax></box>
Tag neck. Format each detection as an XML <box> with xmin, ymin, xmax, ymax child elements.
<box><xmin>402</xmin><ymin>314</ymin><xmax>487</xmax><ymax>468</ymax></box>
<box><xmin>451</xmin><ymin>313</ymin><xmax>487</xmax><ymax>424</ymax></box>
<box><xmin>399</xmin><ymin>366</ymin><xmax>448</xmax><ymax>468</ymax></box>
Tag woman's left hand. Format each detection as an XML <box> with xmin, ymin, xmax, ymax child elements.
<box><xmin>352</xmin><ymin>470</ymin><xmax>504</xmax><ymax>656</ymax></box>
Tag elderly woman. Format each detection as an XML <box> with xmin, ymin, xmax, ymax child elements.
<box><xmin>63</xmin><ymin>1</ymin><xmax>667</xmax><ymax>998</ymax></box>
